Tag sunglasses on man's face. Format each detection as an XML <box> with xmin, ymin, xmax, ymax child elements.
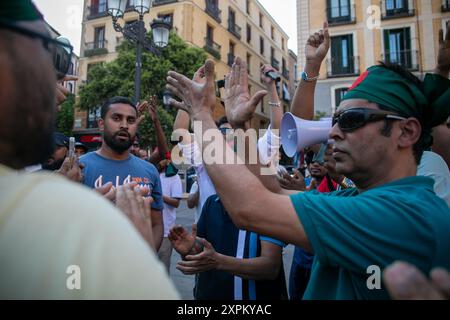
<box><xmin>332</xmin><ymin>108</ymin><xmax>407</xmax><ymax>133</ymax></box>
<box><xmin>0</xmin><ymin>19</ymin><xmax>73</xmax><ymax>79</ymax></box>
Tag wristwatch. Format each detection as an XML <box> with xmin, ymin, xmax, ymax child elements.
<box><xmin>302</xmin><ymin>71</ymin><xmax>319</xmax><ymax>82</ymax></box>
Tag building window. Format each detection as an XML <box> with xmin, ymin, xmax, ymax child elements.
<box><xmin>260</xmin><ymin>36</ymin><xmax>264</xmax><ymax>55</ymax></box>
<box><xmin>205</xmin><ymin>0</ymin><xmax>222</xmax><ymax>23</ymax></box>
<box><xmin>329</xmin><ymin>34</ymin><xmax>357</xmax><ymax>76</ymax></box>
<box><xmin>327</xmin><ymin>0</ymin><xmax>350</xmax><ymax>21</ymax></box>
<box><xmin>247</xmin><ymin>53</ymin><xmax>251</xmax><ymax>74</ymax></box>
<box><xmin>157</xmin><ymin>13</ymin><xmax>173</xmax><ymax>28</ymax></box>
<box><xmin>383</xmin><ymin>27</ymin><xmax>416</xmax><ymax>70</ymax></box>
<box><xmin>246</xmin><ymin>0</ymin><xmax>250</xmax><ymax>14</ymax></box>
<box><xmin>271</xmin><ymin>26</ymin><xmax>275</xmax><ymax>40</ymax></box>
<box><xmin>335</xmin><ymin>87</ymin><xmax>349</xmax><ymax>110</ymax></box>
<box><xmin>94</xmin><ymin>26</ymin><xmax>105</xmax><ymax>48</ymax></box>
<box><xmin>382</xmin><ymin>0</ymin><xmax>414</xmax><ymax>19</ymax></box>
<box><xmin>259</xmin><ymin>13</ymin><xmax>263</xmax><ymax>28</ymax></box>
<box><xmin>246</xmin><ymin>24</ymin><xmax>251</xmax><ymax>43</ymax></box>
<box><xmin>87</xmin><ymin>106</ymin><xmax>101</xmax><ymax>129</ymax></box>
<box><xmin>281</xmin><ymin>38</ymin><xmax>285</xmax><ymax>51</ymax></box>
<box><xmin>228</xmin><ymin>8</ymin><xmax>241</xmax><ymax>39</ymax></box>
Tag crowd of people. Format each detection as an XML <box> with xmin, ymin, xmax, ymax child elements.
<box><xmin>0</xmin><ymin>0</ymin><xmax>449</xmax><ymax>300</ymax></box>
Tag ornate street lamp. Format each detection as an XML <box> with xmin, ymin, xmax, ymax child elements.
<box><xmin>107</xmin><ymin>0</ymin><xmax>171</xmax><ymax>103</ymax></box>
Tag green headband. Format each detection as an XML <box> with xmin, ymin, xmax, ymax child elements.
<box><xmin>0</xmin><ymin>0</ymin><xmax>42</xmax><ymax>22</ymax></box>
<box><xmin>343</xmin><ymin>65</ymin><xmax>450</xmax><ymax>149</ymax></box>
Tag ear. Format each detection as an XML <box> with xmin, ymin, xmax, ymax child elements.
<box><xmin>397</xmin><ymin>118</ymin><xmax>421</xmax><ymax>149</ymax></box>
<box><xmin>98</xmin><ymin>118</ymin><xmax>105</xmax><ymax>132</ymax></box>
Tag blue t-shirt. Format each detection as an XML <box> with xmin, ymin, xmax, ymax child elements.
<box><xmin>195</xmin><ymin>195</ymin><xmax>287</xmax><ymax>300</ymax></box>
<box><xmin>80</xmin><ymin>152</ymin><xmax>163</xmax><ymax>210</ymax></box>
<box><xmin>290</xmin><ymin>176</ymin><xmax>450</xmax><ymax>300</ymax></box>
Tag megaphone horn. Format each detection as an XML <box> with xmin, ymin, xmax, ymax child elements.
<box><xmin>281</xmin><ymin>113</ymin><xmax>332</xmax><ymax>157</ymax></box>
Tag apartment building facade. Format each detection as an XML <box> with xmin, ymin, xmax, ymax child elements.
<box><xmin>75</xmin><ymin>0</ymin><xmax>295</xmax><ymax>135</ymax></box>
<box><xmin>297</xmin><ymin>0</ymin><xmax>450</xmax><ymax>115</ymax></box>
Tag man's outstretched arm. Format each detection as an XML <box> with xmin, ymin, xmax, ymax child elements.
<box><xmin>166</xmin><ymin>60</ymin><xmax>311</xmax><ymax>250</ymax></box>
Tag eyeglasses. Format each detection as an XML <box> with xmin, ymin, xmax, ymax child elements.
<box><xmin>0</xmin><ymin>19</ymin><xmax>74</xmax><ymax>79</ymax></box>
<box><xmin>332</xmin><ymin>108</ymin><xmax>406</xmax><ymax>133</ymax></box>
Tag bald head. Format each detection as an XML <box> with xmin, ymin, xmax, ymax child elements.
<box><xmin>0</xmin><ymin>20</ymin><xmax>56</xmax><ymax>169</ymax></box>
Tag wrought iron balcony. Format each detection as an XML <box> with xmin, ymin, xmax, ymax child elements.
<box><xmin>205</xmin><ymin>1</ymin><xmax>222</xmax><ymax>23</ymax></box>
<box><xmin>204</xmin><ymin>37</ymin><xmax>221</xmax><ymax>60</ymax></box>
<box><xmin>380</xmin><ymin>0</ymin><xmax>415</xmax><ymax>20</ymax></box>
<box><xmin>227</xmin><ymin>53</ymin><xmax>235</xmax><ymax>66</ymax></box>
<box><xmin>326</xmin><ymin>55</ymin><xmax>360</xmax><ymax>78</ymax></box>
<box><xmin>381</xmin><ymin>50</ymin><xmax>419</xmax><ymax>71</ymax></box>
<box><xmin>228</xmin><ymin>21</ymin><xmax>242</xmax><ymax>39</ymax></box>
<box><xmin>84</xmin><ymin>40</ymin><xmax>108</xmax><ymax>57</ymax></box>
<box><xmin>153</xmin><ymin>0</ymin><xmax>178</xmax><ymax>6</ymax></box>
<box><xmin>271</xmin><ymin>57</ymin><xmax>280</xmax><ymax>70</ymax></box>
<box><xmin>282</xmin><ymin>68</ymin><xmax>289</xmax><ymax>80</ymax></box>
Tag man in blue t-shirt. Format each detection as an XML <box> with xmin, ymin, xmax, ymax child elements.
<box><xmin>80</xmin><ymin>96</ymin><xmax>164</xmax><ymax>250</ymax></box>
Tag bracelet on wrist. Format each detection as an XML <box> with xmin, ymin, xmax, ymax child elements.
<box><xmin>268</xmin><ymin>101</ymin><xmax>281</xmax><ymax>107</ymax></box>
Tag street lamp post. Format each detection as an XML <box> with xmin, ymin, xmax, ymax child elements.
<box><xmin>107</xmin><ymin>0</ymin><xmax>171</xmax><ymax>104</ymax></box>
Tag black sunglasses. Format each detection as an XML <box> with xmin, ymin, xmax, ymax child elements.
<box><xmin>332</xmin><ymin>108</ymin><xmax>406</xmax><ymax>132</ymax></box>
<box><xmin>0</xmin><ymin>19</ymin><xmax>73</xmax><ymax>79</ymax></box>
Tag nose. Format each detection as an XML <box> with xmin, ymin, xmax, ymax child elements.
<box><xmin>120</xmin><ymin>118</ymin><xmax>129</xmax><ymax>129</ymax></box>
<box><xmin>329</xmin><ymin>122</ymin><xmax>344</xmax><ymax>141</ymax></box>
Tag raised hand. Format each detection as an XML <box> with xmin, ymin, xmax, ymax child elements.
<box><xmin>166</xmin><ymin>60</ymin><xmax>217</xmax><ymax>119</ymax></box>
<box><xmin>437</xmin><ymin>21</ymin><xmax>450</xmax><ymax>75</ymax></box>
<box><xmin>116</xmin><ymin>183</ymin><xmax>155</xmax><ymax>250</ymax></box>
<box><xmin>56</xmin><ymin>75</ymin><xmax>78</xmax><ymax>108</ymax></box>
<box><xmin>305</xmin><ymin>22</ymin><xmax>330</xmax><ymax>68</ymax></box>
<box><xmin>224</xmin><ymin>57</ymin><xmax>267</xmax><ymax>129</ymax></box>
<box><xmin>56</xmin><ymin>155</ymin><xmax>84</xmax><ymax>183</ymax></box>
<box><xmin>176</xmin><ymin>238</ymin><xmax>219</xmax><ymax>275</ymax></box>
<box><xmin>384</xmin><ymin>261</ymin><xmax>450</xmax><ymax>300</ymax></box>
<box><xmin>168</xmin><ymin>224</ymin><xmax>197</xmax><ymax>257</ymax></box>
<box><xmin>137</xmin><ymin>95</ymin><xmax>159</xmax><ymax>125</ymax></box>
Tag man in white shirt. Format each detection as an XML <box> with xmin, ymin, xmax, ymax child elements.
<box><xmin>157</xmin><ymin>160</ymin><xmax>183</xmax><ymax>273</ymax></box>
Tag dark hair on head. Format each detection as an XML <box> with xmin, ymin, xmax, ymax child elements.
<box><xmin>101</xmin><ymin>96</ymin><xmax>136</xmax><ymax>119</ymax></box>
<box><xmin>217</xmin><ymin>116</ymin><xmax>229</xmax><ymax>127</ymax></box>
<box><xmin>378</xmin><ymin>61</ymin><xmax>423</xmax><ymax>92</ymax></box>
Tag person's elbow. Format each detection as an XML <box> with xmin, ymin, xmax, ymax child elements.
<box><xmin>173</xmin><ymin>199</ymin><xmax>180</xmax><ymax>208</ymax></box>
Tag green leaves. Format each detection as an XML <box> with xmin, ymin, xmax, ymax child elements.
<box><xmin>77</xmin><ymin>32</ymin><xmax>207</xmax><ymax>148</ymax></box>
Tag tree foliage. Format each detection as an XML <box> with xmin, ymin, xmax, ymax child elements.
<box><xmin>56</xmin><ymin>93</ymin><xmax>75</xmax><ymax>136</ymax></box>
<box><xmin>78</xmin><ymin>32</ymin><xmax>207</xmax><ymax>147</ymax></box>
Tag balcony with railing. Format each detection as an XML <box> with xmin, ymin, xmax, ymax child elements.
<box><xmin>326</xmin><ymin>56</ymin><xmax>360</xmax><ymax>78</ymax></box>
<box><xmin>204</xmin><ymin>37</ymin><xmax>221</xmax><ymax>60</ymax></box>
<box><xmin>227</xmin><ymin>53</ymin><xmax>235</xmax><ymax>66</ymax></box>
<box><xmin>380</xmin><ymin>0</ymin><xmax>415</xmax><ymax>20</ymax></box>
<box><xmin>153</xmin><ymin>0</ymin><xmax>178</xmax><ymax>6</ymax></box>
<box><xmin>327</xmin><ymin>4</ymin><xmax>356</xmax><ymax>26</ymax></box>
<box><xmin>282</xmin><ymin>68</ymin><xmax>290</xmax><ymax>80</ymax></box>
<box><xmin>205</xmin><ymin>0</ymin><xmax>222</xmax><ymax>23</ymax></box>
<box><xmin>87</xmin><ymin>4</ymin><xmax>108</xmax><ymax>19</ymax></box>
<box><xmin>271</xmin><ymin>57</ymin><xmax>280</xmax><ymax>70</ymax></box>
<box><xmin>228</xmin><ymin>21</ymin><xmax>242</xmax><ymax>39</ymax></box>
<box><xmin>381</xmin><ymin>49</ymin><xmax>419</xmax><ymax>71</ymax></box>
<box><xmin>442</xmin><ymin>0</ymin><xmax>450</xmax><ymax>12</ymax></box>
<box><xmin>84</xmin><ymin>40</ymin><xmax>108</xmax><ymax>57</ymax></box>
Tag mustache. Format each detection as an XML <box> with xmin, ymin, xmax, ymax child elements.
<box><xmin>114</xmin><ymin>130</ymin><xmax>131</xmax><ymax>139</ymax></box>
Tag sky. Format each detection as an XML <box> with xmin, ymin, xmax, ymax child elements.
<box><xmin>33</xmin><ymin>0</ymin><xmax>298</xmax><ymax>56</ymax></box>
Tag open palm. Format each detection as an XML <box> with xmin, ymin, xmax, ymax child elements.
<box><xmin>224</xmin><ymin>57</ymin><xmax>267</xmax><ymax>128</ymax></box>
<box><xmin>168</xmin><ymin>224</ymin><xmax>197</xmax><ymax>257</ymax></box>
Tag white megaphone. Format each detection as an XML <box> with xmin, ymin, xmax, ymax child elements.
<box><xmin>281</xmin><ymin>113</ymin><xmax>332</xmax><ymax>157</ymax></box>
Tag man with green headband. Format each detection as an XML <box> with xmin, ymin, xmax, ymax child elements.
<box><xmin>0</xmin><ymin>0</ymin><xmax>178</xmax><ymax>299</ymax></box>
<box><xmin>165</xmin><ymin>21</ymin><xmax>450</xmax><ymax>299</ymax></box>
